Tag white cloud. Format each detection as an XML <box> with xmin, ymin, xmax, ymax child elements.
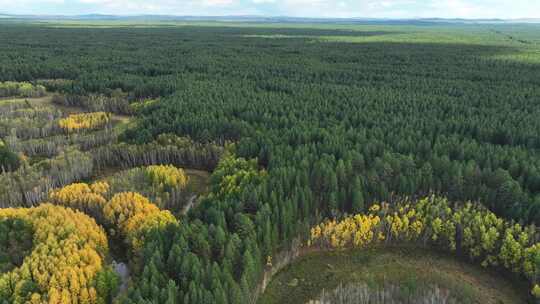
<box><xmin>203</xmin><ymin>0</ymin><xmax>237</xmax><ymax>6</ymax></box>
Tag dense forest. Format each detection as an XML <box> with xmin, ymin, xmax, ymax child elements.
<box><xmin>1</xmin><ymin>22</ymin><xmax>540</xmax><ymax>303</ymax></box>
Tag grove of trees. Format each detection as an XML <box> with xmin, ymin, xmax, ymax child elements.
<box><xmin>310</xmin><ymin>196</ymin><xmax>540</xmax><ymax>296</ymax></box>
<box><xmin>0</xmin><ymin>140</ymin><xmax>20</xmax><ymax>172</ymax></box>
<box><xmin>0</xmin><ymin>204</ymin><xmax>113</xmax><ymax>304</ymax></box>
<box><xmin>1</xmin><ymin>23</ymin><xmax>540</xmax><ymax>303</ymax></box>
<box><xmin>0</xmin><ymin>81</ymin><xmax>45</xmax><ymax>98</ymax></box>
<box><xmin>58</xmin><ymin>112</ymin><xmax>112</xmax><ymax>133</ymax></box>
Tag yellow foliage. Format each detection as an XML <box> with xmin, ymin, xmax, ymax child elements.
<box><xmin>523</xmin><ymin>243</ymin><xmax>540</xmax><ymax>279</ymax></box>
<box><xmin>33</xmin><ymin>184</ymin><xmax>179</xmax><ymax>303</ymax></box>
<box><xmin>311</xmin><ymin>202</ymin><xmax>425</xmax><ymax>250</ymax></box>
<box><xmin>103</xmin><ymin>192</ymin><xmax>160</xmax><ymax>229</ymax></box>
<box><xmin>103</xmin><ymin>192</ymin><xmax>178</xmax><ymax>251</ymax></box>
<box><xmin>145</xmin><ymin>165</ymin><xmax>188</xmax><ymax>190</ymax></box>
<box><xmin>49</xmin><ymin>182</ymin><xmax>108</xmax><ymax>221</ymax></box>
<box><xmin>58</xmin><ymin>112</ymin><xmax>111</xmax><ymax>133</ymax></box>
<box><xmin>532</xmin><ymin>284</ymin><xmax>540</xmax><ymax>298</ymax></box>
<box><xmin>0</xmin><ymin>204</ymin><xmax>108</xmax><ymax>303</ymax></box>
<box><xmin>310</xmin><ymin>195</ymin><xmax>540</xmax><ymax>300</ymax></box>
<box><xmin>310</xmin><ymin>213</ymin><xmax>382</xmax><ymax>249</ymax></box>
<box><xmin>369</xmin><ymin>204</ymin><xmax>380</xmax><ymax>213</ymax></box>
<box><xmin>90</xmin><ymin>182</ymin><xmax>109</xmax><ymax>196</ymax></box>
<box><xmin>51</xmin><ymin>183</ymin><xmax>178</xmax><ymax>255</ymax></box>
<box><xmin>124</xmin><ymin>210</ymin><xmax>177</xmax><ymax>250</ymax></box>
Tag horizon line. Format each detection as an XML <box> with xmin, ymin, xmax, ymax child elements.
<box><xmin>1</xmin><ymin>13</ymin><xmax>539</xmax><ymax>21</ymax></box>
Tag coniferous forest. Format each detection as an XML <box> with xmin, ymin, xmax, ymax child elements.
<box><xmin>1</xmin><ymin>21</ymin><xmax>540</xmax><ymax>304</ymax></box>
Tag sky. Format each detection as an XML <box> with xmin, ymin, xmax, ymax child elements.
<box><xmin>1</xmin><ymin>0</ymin><xmax>539</xmax><ymax>19</ymax></box>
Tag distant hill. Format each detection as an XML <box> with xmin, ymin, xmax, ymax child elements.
<box><xmin>0</xmin><ymin>14</ymin><xmax>538</xmax><ymax>24</ymax></box>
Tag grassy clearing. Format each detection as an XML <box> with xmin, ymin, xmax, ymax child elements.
<box><xmin>259</xmin><ymin>247</ymin><xmax>528</xmax><ymax>304</ymax></box>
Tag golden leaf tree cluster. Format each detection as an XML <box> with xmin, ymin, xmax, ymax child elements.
<box><xmin>309</xmin><ymin>203</ymin><xmax>422</xmax><ymax>249</ymax></box>
<box><xmin>145</xmin><ymin>165</ymin><xmax>188</xmax><ymax>192</ymax></box>
<box><xmin>309</xmin><ymin>196</ymin><xmax>540</xmax><ymax>298</ymax></box>
<box><xmin>49</xmin><ymin>182</ymin><xmax>109</xmax><ymax>223</ymax></box>
<box><xmin>49</xmin><ymin>182</ymin><xmax>178</xmax><ymax>252</ymax></box>
<box><xmin>103</xmin><ymin>192</ymin><xmax>178</xmax><ymax>250</ymax></box>
<box><xmin>0</xmin><ymin>204</ymin><xmax>108</xmax><ymax>304</ymax></box>
<box><xmin>58</xmin><ymin>112</ymin><xmax>111</xmax><ymax>133</ymax></box>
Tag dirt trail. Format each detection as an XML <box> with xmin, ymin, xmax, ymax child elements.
<box><xmin>180</xmin><ymin>195</ymin><xmax>198</xmax><ymax>215</ymax></box>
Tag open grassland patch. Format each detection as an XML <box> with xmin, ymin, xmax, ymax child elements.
<box><xmin>259</xmin><ymin>247</ymin><xmax>528</xmax><ymax>304</ymax></box>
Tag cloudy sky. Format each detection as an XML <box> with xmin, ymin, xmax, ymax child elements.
<box><xmin>1</xmin><ymin>0</ymin><xmax>539</xmax><ymax>19</ymax></box>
